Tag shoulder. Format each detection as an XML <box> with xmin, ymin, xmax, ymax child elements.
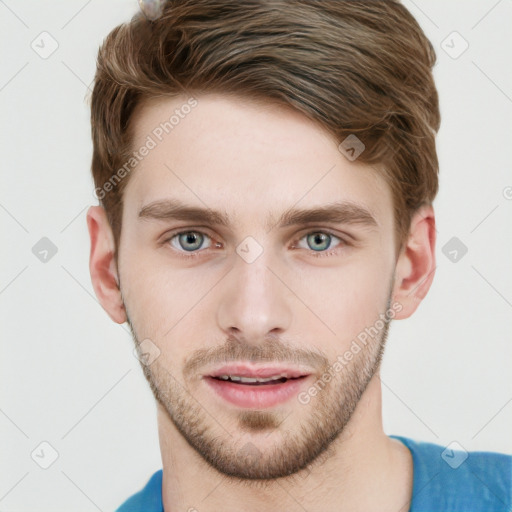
<box><xmin>390</xmin><ymin>435</ymin><xmax>511</xmax><ymax>512</ymax></box>
<box><xmin>115</xmin><ymin>469</ymin><xmax>163</xmax><ymax>512</ymax></box>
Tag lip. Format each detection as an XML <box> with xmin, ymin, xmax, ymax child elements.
<box><xmin>203</xmin><ymin>363</ymin><xmax>311</xmax><ymax>408</ymax></box>
<box><xmin>208</xmin><ymin>363</ymin><xmax>310</xmax><ymax>379</ymax></box>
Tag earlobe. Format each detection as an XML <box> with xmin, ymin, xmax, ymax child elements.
<box><xmin>86</xmin><ymin>206</ymin><xmax>127</xmax><ymax>324</ymax></box>
<box><xmin>392</xmin><ymin>205</ymin><xmax>436</xmax><ymax>320</ymax></box>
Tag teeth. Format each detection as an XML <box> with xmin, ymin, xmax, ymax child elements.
<box><xmin>216</xmin><ymin>374</ymin><xmax>287</xmax><ymax>383</ymax></box>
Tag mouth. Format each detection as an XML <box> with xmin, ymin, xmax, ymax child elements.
<box><xmin>203</xmin><ymin>364</ymin><xmax>311</xmax><ymax>408</ymax></box>
<box><xmin>212</xmin><ymin>374</ymin><xmax>298</xmax><ymax>385</ymax></box>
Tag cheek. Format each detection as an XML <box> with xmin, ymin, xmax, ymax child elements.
<box><xmin>119</xmin><ymin>229</ymin><xmax>395</xmax><ymax>354</ymax></box>
<box><xmin>119</xmin><ymin>248</ymin><xmax>217</xmax><ymax>338</ymax></box>
<box><xmin>294</xmin><ymin>252</ymin><xmax>393</xmax><ymax>343</ymax></box>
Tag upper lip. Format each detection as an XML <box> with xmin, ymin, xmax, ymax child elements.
<box><xmin>207</xmin><ymin>363</ymin><xmax>311</xmax><ymax>379</ymax></box>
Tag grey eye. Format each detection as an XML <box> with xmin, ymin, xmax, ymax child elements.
<box><xmin>306</xmin><ymin>232</ymin><xmax>332</xmax><ymax>251</ymax></box>
<box><xmin>172</xmin><ymin>231</ymin><xmax>210</xmax><ymax>252</ymax></box>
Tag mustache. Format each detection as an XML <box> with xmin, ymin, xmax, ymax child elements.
<box><xmin>183</xmin><ymin>335</ymin><xmax>329</xmax><ymax>376</ymax></box>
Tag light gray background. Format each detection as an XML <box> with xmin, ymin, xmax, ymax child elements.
<box><xmin>1</xmin><ymin>1</ymin><xmax>511</xmax><ymax>510</ymax></box>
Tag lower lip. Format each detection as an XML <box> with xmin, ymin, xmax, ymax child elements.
<box><xmin>204</xmin><ymin>376</ymin><xmax>309</xmax><ymax>408</ymax></box>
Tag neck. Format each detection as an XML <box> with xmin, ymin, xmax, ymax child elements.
<box><xmin>157</xmin><ymin>373</ymin><xmax>413</xmax><ymax>512</ymax></box>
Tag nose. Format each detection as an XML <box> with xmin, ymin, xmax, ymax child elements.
<box><xmin>216</xmin><ymin>249</ymin><xmax>293</xmax><ymax>344</ymax></box>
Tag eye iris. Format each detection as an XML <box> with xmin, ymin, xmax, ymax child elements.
<box><xmin>179</xmin><ymin>232</ymin><xmax>203</xmax><ymax>251</ymax></box>
<box><xmin>307</xmin><ymin>232</ymin><xmax>331</xmax><ymax>251</ymax></box>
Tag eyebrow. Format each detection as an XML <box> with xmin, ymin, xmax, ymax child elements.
<box><xmin>138</xmin><ymin>198</ymin><xmax>378</xmax><ymax>231</ymax></box>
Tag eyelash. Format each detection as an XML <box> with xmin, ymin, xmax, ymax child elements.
<box><xmin>161</xmin><ymin>229</ymin><xmax>349</xmax><ymax>259</ymax></box>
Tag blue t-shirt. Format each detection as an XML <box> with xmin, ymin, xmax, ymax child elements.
<box><xmin>116</xmin><ymin>435</ymin><xmax>512</xmax><ymax>511</ymax></box>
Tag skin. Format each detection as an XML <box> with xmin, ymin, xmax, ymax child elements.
<box><xmin>87</xmin><ymin>93</ymin><xmax>436</xmax><ymax>511</ymax></box>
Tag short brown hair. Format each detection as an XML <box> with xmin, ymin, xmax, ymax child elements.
<box><xmin>90</xmin><ymin>0</ymin><xmax>440</xmax><ymax>256</ymax></box>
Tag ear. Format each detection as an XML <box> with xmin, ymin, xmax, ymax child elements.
<box><xmin>86</xmin><ymin>206</ymin><xmax>127</xmax><ymax>324</ymax></box>
<box><xmin>392</xmin><ymin>204</ymin><xmax>436</xmax><ymax>320</ymax></box>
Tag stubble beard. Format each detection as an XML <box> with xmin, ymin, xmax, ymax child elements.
<box><xmin>126</xmin><ymin>306</ymin><xmax>391</xmax><ymax>481</ymax></box>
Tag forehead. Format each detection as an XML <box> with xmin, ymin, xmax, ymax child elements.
<box><xmin>124</xmin><ymin>93</ymin><xmax>393</xmax><ymax>228</ymax></box>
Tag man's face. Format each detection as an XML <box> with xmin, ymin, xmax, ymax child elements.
<box><xmin>117</xmin><ymin>93</ymin><xmax>398</xmax><ymax>479</ymax></box>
